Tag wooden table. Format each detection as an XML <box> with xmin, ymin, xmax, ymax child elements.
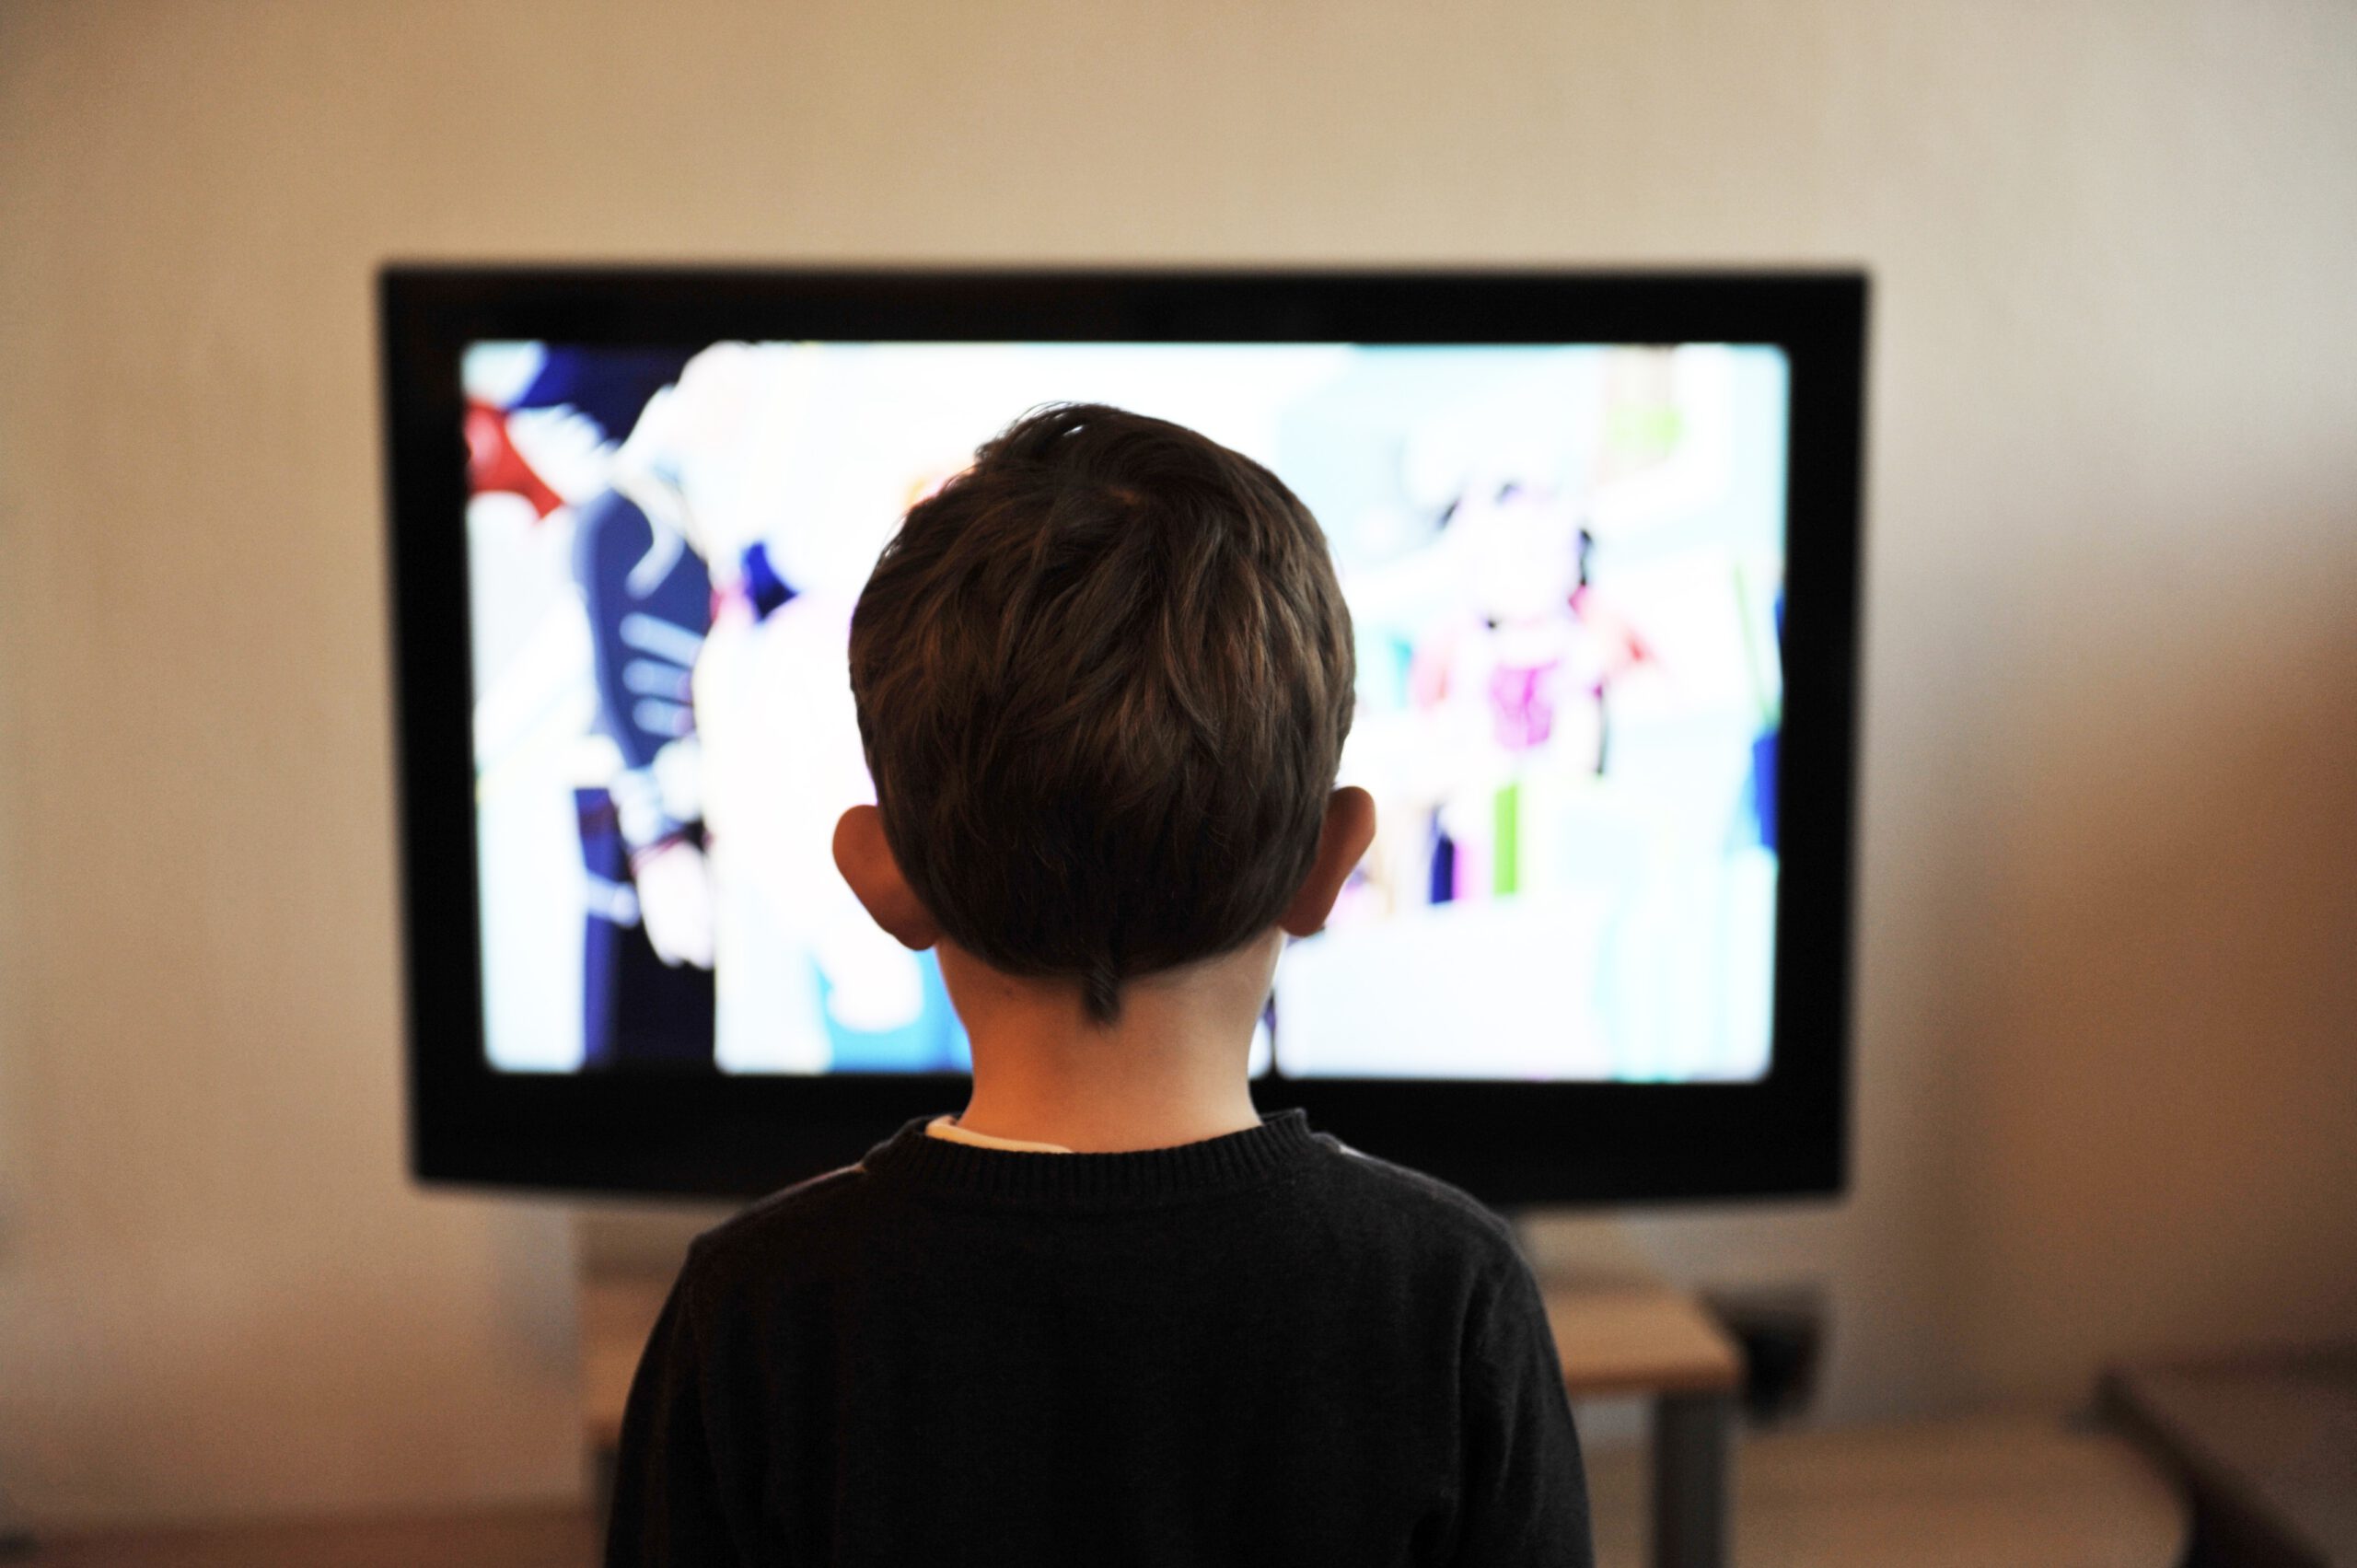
<box><xmin>582</xmin><ymin>1272</ymin><xmax>675</xmax><ymax>1454</ymax></box>
<box><xmin>1545</xmin><ymin>1283</ymin><xmax>1745</xmax><ymax>1568</ymax></box>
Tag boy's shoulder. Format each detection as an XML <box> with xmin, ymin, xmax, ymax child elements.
<box><xmin>677</xmin><ymin>1159</ymin><xmax>872</xmax><ymax>1284</ymax></box>
<box><xmin>1307</xmin><ymin>1129</ymin><xmax>1527</xmax><ymax>1262</ymax></box>
<box><xmin>676</xmin><ymin>1121</ymin><xmax>1525</xmax><ymax>1299</ymax></box>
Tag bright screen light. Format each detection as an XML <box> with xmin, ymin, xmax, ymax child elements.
<box><xmin>462</xmin><ymin>341</ymin><xmax>1788</xmax><ymax>1082</ymax></box>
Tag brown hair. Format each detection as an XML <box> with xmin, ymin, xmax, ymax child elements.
<box><xmin>848</xmin><ymin>402</ymin><xmax>1355</xmax><ymax>1023</ymax></box>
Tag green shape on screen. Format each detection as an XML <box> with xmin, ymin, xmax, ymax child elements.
<box><xmin>1494</xmin><ymin>781</ymin><xmax>1520</xmax><ymax>897</ymax></box>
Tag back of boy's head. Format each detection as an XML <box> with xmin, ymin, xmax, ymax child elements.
<box><xmin>849</xmin><ymin>402</ymin><xmax>1355</xmax><ymax>1024</ymax></box>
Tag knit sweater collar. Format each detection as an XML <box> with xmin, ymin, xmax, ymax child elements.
<box><xmin>861</xmin><ymin>1108</ymin><xmax>1319</xmax><ymax>1209</ymax></box>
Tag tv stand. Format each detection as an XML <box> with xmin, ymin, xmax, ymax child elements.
<box><xmin>1511</xmin><ymin>1212</ymin><xmax>1743</xmax><ymax>1568</ymax></box>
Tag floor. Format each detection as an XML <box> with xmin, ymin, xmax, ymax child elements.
<box><xmin>24</xmin><ymin>1415</ymin><xmax>2187</xmax><ymax>1568</ymax></box>
<box><xmin>1585</xmin><ymin>1415</ymin><xmax>2187</xmax><ymax>1568</ymax></box>
<box><xmin>14</xmin><ymin>1507</ymin><xmax>598</xmax><ymax>1568</ymax></box>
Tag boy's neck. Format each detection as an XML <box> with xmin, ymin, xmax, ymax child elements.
<box><xmin>936</xmin><ymin>938</ymin><xmax>1273</xmax><ymax>1154</ymax></box>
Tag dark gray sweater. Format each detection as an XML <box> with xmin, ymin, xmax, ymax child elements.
<box><xmin>606</xmin><ymin>1109</ymin><xmax>1593</xmax><ymax>1566</ymax></box>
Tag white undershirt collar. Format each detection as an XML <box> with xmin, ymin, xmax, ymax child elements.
<box><xmin>924</xmin><ymin>1114</ymin><xmax>1075</xmax><ymax>1155</ymax></box>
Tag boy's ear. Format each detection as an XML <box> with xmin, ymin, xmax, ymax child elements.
<box><xmin>1279</xmin><ymin>786</ymin><xmax>1377</xmax><ymax>938</ymax></box>
<box><xmin>832</xmin><ymin>806</ymin><xmax>943</xmax><ymax>951</ymax></box>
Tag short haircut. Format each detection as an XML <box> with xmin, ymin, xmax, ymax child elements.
<box><xmin>849</xmin><ymin>402</ymin><xmax>1356</xmax><ymax>1023</ymax></box>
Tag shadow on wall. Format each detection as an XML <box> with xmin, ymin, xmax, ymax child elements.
<box><xmin>1949</xmin><ymin>546</ymin><xmax>2357</xmax><ymax>1401</ymax></box>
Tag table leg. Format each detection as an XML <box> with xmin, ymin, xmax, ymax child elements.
<box><xmin>1651</xmin><ymin>1389</ymin><xmax>1732</xmax><ymax>1568</ymax></box>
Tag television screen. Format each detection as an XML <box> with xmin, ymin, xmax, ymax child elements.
<box><xmin>386</xmin><ymin>268</ymin><xmax>1862</xmax><ymax>1202</ymax></box>
<box><xmin>462</xmin><ymin>339</ymin><xmax>1790</xmax><ymax>1085</ymax></box>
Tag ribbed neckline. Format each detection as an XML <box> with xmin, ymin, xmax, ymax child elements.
<box><xmin>861</xmin><ymin>1109</ymin><xmax>1320</xmax><ymax>1210</ymax></box>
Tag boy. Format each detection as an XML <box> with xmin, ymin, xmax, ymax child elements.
<box><xmin>607</xmin><ymin>403</ymin><xmax>1593</xmax><ymax>1566</ymax></box>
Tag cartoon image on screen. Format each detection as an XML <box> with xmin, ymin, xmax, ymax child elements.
<box><xmin>462</xmin><ymin>341</ymin><xmax>1788</xmax><ymax>1082</ymax></box>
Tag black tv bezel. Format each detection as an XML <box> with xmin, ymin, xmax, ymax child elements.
<box><xmin>382</xmin><ymin>265</ymin><xmax>1866</xmax><ymax>1206</ymax></box>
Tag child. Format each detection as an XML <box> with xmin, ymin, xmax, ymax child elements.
<box><xmin>606</xmin><ymin>403</ymin><xmax>1593</xmax><ymax>1566</ymax></box>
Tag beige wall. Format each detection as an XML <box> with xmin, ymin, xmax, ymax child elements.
<box><xmin>3</xmin><ymin>0</ymin><xmax>2352</xmax><ymax>1527</ymax></box>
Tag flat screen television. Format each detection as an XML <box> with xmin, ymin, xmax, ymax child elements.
<box><xmin>382</xmin><ymin>266</ymin><xmax>1865</xmax><ymax>1204</ymax></box>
